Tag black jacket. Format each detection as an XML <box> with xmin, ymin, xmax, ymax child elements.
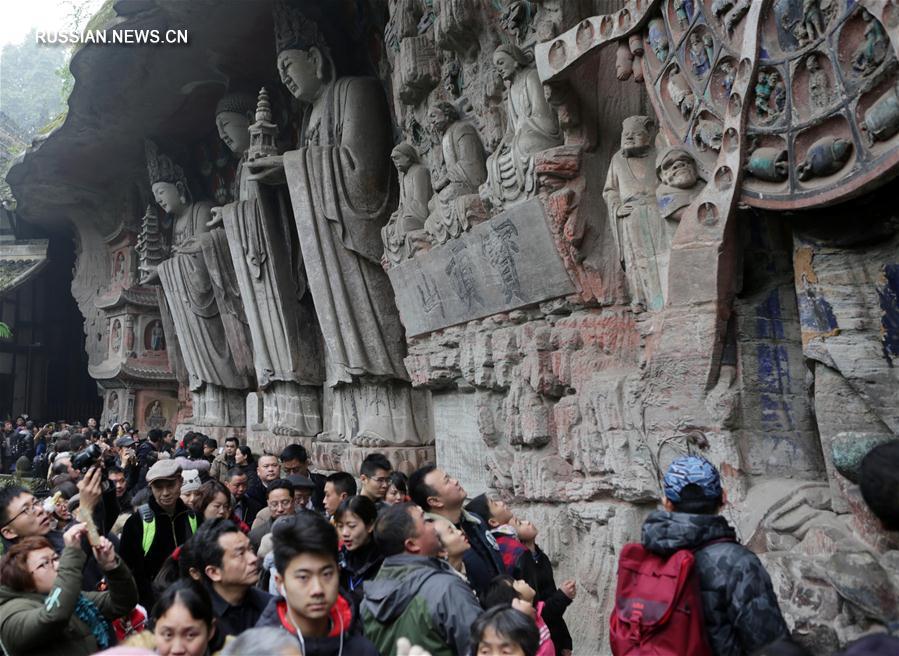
<box><xmin>120</xmin><ymin>496</ymin><xmax>197</xmax><ymax>609</ymax></box>
<box><xmin>530</xmin><ymin>543</ymin><xmax>573</xmax><ymax>651</ymax></box>
<box><xmin>642</xmin><ymin>511</ymin><xmax>789</xmax><ymax>656</ymax></box>
<box><xmin>457</xmin><ymin>509</ymin><xmax>505</xmax><ymax>599</ymax></box>
<box><xmin>256</xmin><ymin>591</ymin><xmax>379</xmax><ymax>656</ymax></box>
<box><xmin>209</xmin><ymin>583</ymin><xmax>272</xmax><ymax>639</ymax></box>
<box><xmin>338</xmin><ymin>540</ymin><xmax>384</xmax><ymax>607</ymax></box>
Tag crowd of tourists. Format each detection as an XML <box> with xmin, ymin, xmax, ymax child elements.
<box><xmin>0</xmin><ymin>414</ymin><xmax>896</xmax><ymax>656</ymax></box>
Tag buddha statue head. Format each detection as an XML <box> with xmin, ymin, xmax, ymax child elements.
<box><xmin>274</xmin><ymin>0</ymin><xmax>333</xmax><ymax>103</ymax></box>
<box><xmin>492</xmin><ymin>43</ymin><xmax>532</xmax><ymax>82</ymax></box>
<box><xmin>145</xmin><ymin>140</ymin><xmax>190</xmax><ymax>216</ymax></box>
<box><xmin>215</xmin><ymin>91</ymin><xmax>256</xmax><ymax>155</ymax></box>
<box><xmin>620</xmin><ymin>115</ymin><xmax>655</xmax><ymax>157</ymax></box>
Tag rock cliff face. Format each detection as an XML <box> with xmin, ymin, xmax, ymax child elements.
<box><xmin>7</xmin><ymin>0</ymin><xmax>899</xmax><ymax>652</ymax></box>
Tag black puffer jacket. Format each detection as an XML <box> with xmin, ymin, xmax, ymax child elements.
<box><xmin>641</xmin><ymin>511</ymin><xmax>789</xmax><ymax>656</ymax></box>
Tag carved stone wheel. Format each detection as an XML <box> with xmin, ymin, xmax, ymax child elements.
<box><xmin>540</xmin><ymin>0</ymin><xmax>899</xmax><ymax>210</ymax></box>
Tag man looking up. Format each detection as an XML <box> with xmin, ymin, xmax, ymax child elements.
<box><xmin>194</xmin><ymin>518</ymin><xmax>272</xmax><ymax>638</ymax></box>
<box><xmin>256</xmin><ymin>511</ymin><xmax>378</xmax><ymax>655</ymax></box>
<box><xmin>279</xmin><ymin>444</ymin><xmax>326</xmax><ymax>512</ymax></box>
<box><xmin>359</xmin><ymin>453</ymin><xmax>392</xmax><ymax>507</ymax></box>
<box><xmin>120</xmin><ymin>459</ymin><xmax>198</xmax><ymax>608</ymax></box>
<box><xmin>409</xmin><ymin>464</ymin><xmax>504</xmax><ymax>599</ymax></box>
<box><xmin>323</xmin><ymin>472</ymin><xmax>357</xmax><ymax>520</ymax></box>
<box><xmin>361</xmin><ymin>503</ymin><xmax>483</xmax><ymax>655</ymax></box>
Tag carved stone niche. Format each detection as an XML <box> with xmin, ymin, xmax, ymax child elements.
<box><xmin>399</xmin><ymin>36</ymin><xmax>441</xmax><ymax>105</ymax></box>
<box><xmin>434</xmin><ymin>0</ymin><xmax>481</xmax><ymax>58</ymax></box>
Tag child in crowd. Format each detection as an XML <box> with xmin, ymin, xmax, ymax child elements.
<box><xmin>483</xmin><ymin>575</ymin><xmax>555</xmax><ymax>656</ymax></box>
<box><xmin>472</xmin><ymin>604</ymin><xmax>541</xmax><ymax>656</ymax></box>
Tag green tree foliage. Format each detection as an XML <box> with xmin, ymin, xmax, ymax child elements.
<box><xmin>0</xmin><ymin>30</ymin><xmax>67</xmax><ymax>138</ymax></box>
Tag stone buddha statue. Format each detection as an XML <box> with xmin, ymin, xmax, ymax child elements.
<box><xmin>146</xmin><ymin>141</ymin><xmax>251</xmax><ymax>428</ymax></box>
<box><xmin>382</xmin><ymin>142</ymin><xmax>432</xmax><ymax>265</ymax></box>
<box><xmin>482</xmin><ymin>43</ymin><xmax>562</xmax><ymax>211</ymax></box>
<box><xmin>209</xmin><ymin>89</ymin><xmax>325</xmax><ymax>437</ymax></box>
<box><xmin>251</xmin><ymin>1</ymin><xmax>431</xmax><ymax>448</ymax></box>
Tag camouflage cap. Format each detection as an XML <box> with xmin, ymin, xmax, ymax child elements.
<box><xmin>663</xmin><ymin>455</ymin><xmax>722</xmax><ymax>503</ymax></box>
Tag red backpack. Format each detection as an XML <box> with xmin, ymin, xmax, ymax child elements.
<box><xmin>609</xmin><ymin>542</ymin><xmax>716</xmax><ymax>655</ymax></box>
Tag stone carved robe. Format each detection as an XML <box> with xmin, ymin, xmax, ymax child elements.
<box><xmin>158</xmin><ymin>203</ymin><xmax>252</xmax><ymax>394</ymax></box>
<box><xmin>426</xmin><ymin>120</ymin><xmax>487</xmax><ymax>243</ymax></box>
<box><xmin>603</xmin><ymin>149</ymin><xmax>669</xmax><ymax>311</ymax></box>
<box><xmin>485</xmin><ymin>67</ymin><xmax>562</xmax><ymax>206</ymax></box>
<box><xmin>284</xmin><ymin>77</ymin><xmax>407</xmax><ymax>385</ymax></box>
<box><xmin>383</xmin><ymin>161</ymin><xmax>432</xmax><ymax>264</ymax></box>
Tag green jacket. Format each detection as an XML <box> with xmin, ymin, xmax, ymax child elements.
<box><xmin>0</xmin><ymin>546</ymin><xmax>138</xmax><ymax>656</ymax></box>
<box><xmin>361</xmin><ymin>554</ymin><xmax>482</xmax><ymax>656</ymax></box>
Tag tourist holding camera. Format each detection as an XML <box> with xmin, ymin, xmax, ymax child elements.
<box><xmin>0</xmin><ymin>522</ymin><xmax>138</xmax><ymax>656</ymax></box>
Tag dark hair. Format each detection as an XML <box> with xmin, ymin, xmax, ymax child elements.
<box><xmin>470</xmin><ymin>605</ymin><xmax>539</xmax><ymax>656</ymax></box>
<box><xmin>224</xmin><ymin>467</ymin><xmax>248</xmax><ymax>482</ymax></box>
<box><xmin>0</xmin><ymin>536</ymin><xmax>53</xmax><ymax>591</ymax></box>
<box><xmin>151</xmin><ymin>579</ymin><xmax>215</xmax><ymax>631</ymax></box>
<box><xmin>388</xmin><ymin>471</ymin><xmax>408</xmax><ymax>495</ymax></box>
<box><xmin>70</xmin><ymin>435</ymin><xmax>86</xmax><ymax>452</ymax></box>
<box><xmin>670</xmin><ymin>483</ymin><xmax>722</xmax><ymax>515</ymax></box>
<box><xmin>192</xmin><ymin>518</ymin><xmax>241</xmax><ymax>581</ymax></box>
<box><xmin>224</xmin><ymin>436</ymin><xmax>239</xmax><ymax>447</ymax></box>
<box><xmin>0</xmin><ymin>486</ymin><xmax>29</xmax><ymax>527</ymax></box>
<box><xmin>204</xmin><ymin>438</ymin><xmax>218</xmax><ymax>449</ymax></box>
<box><xmin>409</xmin><ymin>464</ymin><xmax>438</xmax><ymax>510</ymax></box>
<box><xmin>107</xmin><ymin>465</ymin><xmax>125</xmax><ymax>477</ymax></box>
<box><xmin>360</xmin><ymin>453</ymin><xmax>392</xmax><ymax>478</ymax></box>
<box><xmin>272</xmin><ymin>512</ymin><xmax>338</xmax><ymax>575</ymax></box>
<box><xmin>279</xmin><ymin>444</ymin><xmax>308</xmax><ymax>463</ymax></box>
<box><xmin>50</xmin><ymin>482</ymin><xmax>77</xmax><ymax>501</ymax></box>
<box><xmin>50</xmin><ymin>459</ymin><xmax>72</xmax><ymax>477</ymax></box>
<box><xmin>147</xmin><ymin>429</ymin><xmax>164</xmax><ymax>444</ymax></box>
<box><xmin>187</xmin><ymin>442</ymin><xmax>204</xmax><ymax>460</ymax></box>
<box><xmin>334</xmin><ymin>495</ymin><xmax>378</xmax><ymax>526</ymax></box>
<box><xmin>266</xmin><ymin>479</ymin><xmax>295</xmax><ymax>499</ymax></box>
<box><xmin>237</xmin><ymin>445</ymin><xmax>254</xmax><ymax>464</ymax></box>
<box><xmin>326</xmin><ymin>472</ymin><xmax>357</xmax><ymax>498</ymax></box>
<box><xmin>483</xmin><ymin>575</ymin><xmax>518</xmax><ymax>609</ymax></box>
<box><xmin>859</xmin><ymin>441</ymin><xmax>899</xmax><ymax>531</ymax></box>
<box><xmin>197</xmin><ymin>480</ymin><xmax>231</xmax><ymax>517</ymax></box>
<box><xmin>153</xmin><ymin>535</ymin><xmax>202</xmax><ymax>597</ymax></box>
<box><xmin>372</xmin><ymin>502</ymin><xmax>417</xmax><ymax>557</ymax></box>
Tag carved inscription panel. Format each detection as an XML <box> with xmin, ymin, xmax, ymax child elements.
<box><xmin>433</xmin><ymin>392</ymin><xmax>489</xmax><ymax>498</ymax></box>
<box><xmin>388</xmin><ymin>199</ymin><xmax>575</xmax><ymax>336</ymax></box>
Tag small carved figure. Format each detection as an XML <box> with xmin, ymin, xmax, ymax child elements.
<box><xmin>807</xmin><ymin>55</ymin><xmax>831</xmax><ymax>112</ymax></box>
<box><xmin>852</xmin><ymin>9</ymin><xmax>889</xmax><ymax>76</ymax></box>
<box><xmin>802</xmin><ymin>0</ymin><xmax>826</xmax><ymax>44</ymax></box>
<box><xmin>745</xmin><ymin>143</ymin><xmax>789</xmax><ymax>182</ymax></box>
<box><xmin>666</xmin><ymin>65</ymin><xmax>695</xmax><ymax>119</ymax></box>
<box><xmin>797</xmin><ymin>136</ymin><xmax>853</xmax><ymax>181</ymax></box>
<box><xmin>720</xmin><ymin>60</ymin><xmax>736</xmax><ymax>96</ymax></box>
<box><xmin>754</xmin><ymin>72</ymin><xmax>775</xmax><ymax>119</ymax></box>
<box><xmin>693</xmin><ymin>117</ymin><xmax>723</xmax><ymax>152</ymax></box>
<box><xmin>673</xmin><ymin>0</ymin><xmax>692</xmax><ymax>29</ymax></box>
<box><xmin>703</xmin><ymin>34</ymin><xmax>715</xmax><ymax>67</ymax></box>
<box><xmin>382</xmin><ymin>143</ymin><xmax>432</xmax><ymax>265</ymax></box>
<box><xmin>647</xmin><ymin>18</ymin><xmax>669</xmax><ymax>62</ymax></box>
<box><xmin>443</xmin><ymin>56</ymin><xmax>463</xmax><ymax>97</ymax></box>
<box><xmin>111</xmin><ymin>320</ymin><xmax>122</xmax><ymax>353</ymax></box>
<box><xmin>482</xmin><ymin>44</ymin><xmax>562</xmax><ymax>210</ymax></box>
<box><xmin>149</xmin><ymin>320</ymin><xmax>165</xmax><ymax>351</ymax></box>
<box><xmin>425</xmin><ymin>101</ymin><xmax>487</xmax><ymax>243</ymax></box>
<box><xmin>770</xmin><ymin>71</ymin><xmax>786</xmax><ymax>114</ymax></box>
<box><xmin>603</xmin><ymin>116</ymin><xmax>669</xmax><ymax>312</ymax></box>
<box><xmin>689</xmin><ymin>32</ymin><xmax>710</xmax><ymax>78</ymax></box>
<box><xmin>861</xmin><ymin>81</ymin><xmax>899</xmax><ymax>146</ymax></box>
<box><xmin>114</xmin><ymin>252</ymin><xmax>125</xmax><ymax>280</ymax></box>
<box><xmin>146</xmin><ymin>400</ymin><xmax>166</xmax><ymax>429</ymax></box>
<box><xmin>501</xmin><ymin>0</ymin><xmax>536</xmax><ymax>43</ymax></box>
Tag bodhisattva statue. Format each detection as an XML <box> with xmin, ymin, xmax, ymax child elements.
<box><xmin>382</xmin><ymin>142</ymin><xmax>432</xmax><ymax>265</ymax></box>
<box><xmin>424</xmin><ymin>101</ymin><xmax>487</xmax><ymax>244</ymax></box>
<box><xmin>208</xmin><ymin>89</ymin><xmax>325</xmax><ymax>437</ymax></box>
<box><xmin>252</xmin><ymin>2</ymin><xmax>431</xmax><ymax>447</ymax></box>
<box><xmin>482</xmin><ymin>43</ymin><xmax>562</xmax><ymax>211</ymax></box>
<box><xmin>145</xmin><ymin>141</ymin><xmax>252</xmax><ymax>427</ymax></box>
<box><xmin>602</xmin><ymin>116</ymin><xmax>669</xmax><ymax>312</ymax></box>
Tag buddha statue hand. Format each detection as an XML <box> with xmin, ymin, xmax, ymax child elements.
<box><xmin>247</xmin><ymin>154</ymin><xmax>286</xmax><ymax>185</ymax></box>
<box><xmin>207</xmin><ymin>206</ymin><xmax>224</xmax><ymax>228</ymax></box>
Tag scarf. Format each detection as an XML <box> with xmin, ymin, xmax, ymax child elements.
<box><xmin>74</xmin><ymin>594</ymin><xmax>112</xmax><ymax>650</ymax></box>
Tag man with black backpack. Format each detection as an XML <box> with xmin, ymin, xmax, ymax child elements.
<box><xmin>610</xmin><ymin>455</ymin><xmax>789</xmax><ymax>656</ymax></box>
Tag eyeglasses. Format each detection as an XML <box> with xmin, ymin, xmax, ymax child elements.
<box><xmin>29</xmin><ymin>553</ymin><xmax>59</xmax><ymax>574</ymax></box>
<box><xmin>2</xmin><ymin>499</ymin><xmax>42</xmax><ymax>528</ymax></box>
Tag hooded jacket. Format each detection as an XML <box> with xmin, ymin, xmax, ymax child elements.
<box><xmin>641</xmin><ymin>511</ymin><xmax>789</xmax><ymax>656</ymax></box>
<box><xmin>255</xmin><ymin>591</ymin><xmax>379</xmax><ymax>656</ymax></box>
<box><xmin>457</xmin><ymin>509</ymin><xmax>504</xmax><ymax>599</ymax></box>
<box><xmin>361</xmin><ymin>553</ymin><xmax>483</xmax><ymax>656</ymax></box>
<box><xmin>0</xmin><ymin>546</ymin><xmax>138</xmax><ymax>656</ymax></box>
